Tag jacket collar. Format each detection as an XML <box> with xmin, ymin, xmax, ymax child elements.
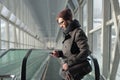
<box><xmin>63</xmin><ymin>19</ymin><xmax>81</xmax><ymax>35</ymax></box>
<box><xmin>62</xmin><ymin>19</ymin><xmax>81</xmax><ymax>43</ymax></box>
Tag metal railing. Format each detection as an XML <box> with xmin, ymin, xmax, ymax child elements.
<box><xmin>90</xmin><ymin>55</ymin><xmax>100</xmax><ymax>80</ymax></box>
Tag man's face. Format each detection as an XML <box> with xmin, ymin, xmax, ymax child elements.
<box><xmin>57</xmin><ymin>18</ymin><xmax>68</xmax><ymax>30</ymax></box>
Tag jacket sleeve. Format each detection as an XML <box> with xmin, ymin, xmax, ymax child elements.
<box><xmin>75</xmin><ymin>29</ymin><xmax>91</xmax><ymax>60</ymax></box>
<box><xmin>68</xmin><ymin>29</ymin><xmax>91</xmax><ymax>67</ymax></box>
<box><xmin>57</xmin><ymin>50</ymin><xmax>64</xmax><ymax>57</ymax></box>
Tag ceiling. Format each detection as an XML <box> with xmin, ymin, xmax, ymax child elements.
<box><xmin>24</xmin><ymin>0</ymin><xmax>68</xmax><ymax>42</ymax></box>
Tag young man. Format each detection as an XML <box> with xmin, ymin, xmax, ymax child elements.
<box><xmin>51</xmin><ymin>8</ymin><xmax>92</xmax><ymax>80</ymax></box>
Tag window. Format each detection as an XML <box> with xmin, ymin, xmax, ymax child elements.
<box><xmin>1</xmin><ymin>41</ymin><xmax>7</xmax><ymax>49</ymax></box>
<box><xmin>20</xmin><ymin>30</ymin><xmax>23</xmax><ymax>44</ymax></box>
<box><xmin>93</xmin><ymin>30</ymin><xmax>102</xmax><ymax>71</ymax></box>
<box><xmin>9</xmin><ymin>24</ymin><xmax>14</xmax><ymax>42</ymax></box>
<box><xmin>1</xmin><ymin>19</ymin><xmax>7</xmax><ymax>41</ymax></box>
<box><xmin>83</xmin><ymin>4</ymin><xmax>87</xmax><ymax>33</ymax></box>
<box><xmin>9</xmin><ymin>43</ymin><xmax>14</xmax><ymax>48</ymax></box>
<box><xmin>93</xmin><ymin>0</ymin><xmax>102</xmax><ymax>28</ymax></box>
<box><xmin>68</xmin><ymin>0</ymin><xmax>79</xmax><ymax>11</ymax></box>
<box><xmin>16</xmin><ymin>27</ymin><xmax>19</xmax><ymax>44</ymax></box>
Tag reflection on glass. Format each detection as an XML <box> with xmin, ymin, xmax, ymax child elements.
<box><xmin>93</xmin><ymin>0</ymin><xmax>102</xmax><ymax>28</ymax></box>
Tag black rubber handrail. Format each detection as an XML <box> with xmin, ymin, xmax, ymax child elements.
<box><xmin>90</xmin><ymin>55</ymin><xmax>100</xmax><ymax>80</ymax></box>
<box><xmin>21</xmin><ymin>49</ymin><xmax>33</xmax><ymax>80</ymax></box>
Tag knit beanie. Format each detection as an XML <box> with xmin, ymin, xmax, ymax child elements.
<box><xmin>56</xmin><ymin>8</ymin><xmax>72</xmax><ymax>21</ymax></box>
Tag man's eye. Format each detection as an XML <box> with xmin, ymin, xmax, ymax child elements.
<box><xmin>59</xmin><ymin>21</ymin><xmax>64</xmax><ymax>25</ymax></box>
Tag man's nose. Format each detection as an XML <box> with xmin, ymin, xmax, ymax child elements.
<box><xmin>60</xmin><ymin>25</ymin><xmax>63</xmax><ymax>28</ymax></box>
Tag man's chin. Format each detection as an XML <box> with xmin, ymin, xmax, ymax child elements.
<box><xmin>63</xmin><ymin>28</ymin><xmax>66</xmax><ymax>30</ymax></box>
<box><xmin>61</xmin><ymin>28</ymin><xmax>65</xmax><ymax>30</ymax></box>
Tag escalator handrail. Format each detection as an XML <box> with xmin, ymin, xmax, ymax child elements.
<box><xmin>0</xmin><ymin>49</ymin><xmax>11</xmax><ymax>58</ymax></box>
<box><xmin>90</xmin><ymin>55</ymin><xmax>100</xmax><ymax>80</ymax></box>
<box><xmin>21</xmin><ymin>49</ymin><xmax>33</xmax><ymax>80</ymax></box>
<box><xmin>0</xmin><ymin>49</ymin><xmax>17</xmax><ymax>58</ymax></box>
<box><xmin>0</xmin><ymin>74</ymin><xmax>16</xmax><ymax>80</ymax></box>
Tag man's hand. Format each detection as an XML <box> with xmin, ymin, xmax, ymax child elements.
<box><xmin>62</xmin><ymin>63</ymin><xmax>68</xmax><ymax>71</ymax></box>
<box><xmin>50</xmin><ymin>50</ymin><xmax>59</xmax><ymax>58</ymax></box>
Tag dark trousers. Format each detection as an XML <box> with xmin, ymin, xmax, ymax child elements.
<box><xmin>59</xmin><ymin>67</ymin><xmax>83</xmax><ymax>80</ymax></box>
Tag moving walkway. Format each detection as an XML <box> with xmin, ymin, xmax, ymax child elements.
<box><xmin>0</xmin><ymin>49</ymin><xmax>101</xmax><ymax>80</ymax></box>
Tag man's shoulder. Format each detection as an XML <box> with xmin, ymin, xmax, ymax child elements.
<box><xmin>74</xmin><ymin>27</ymin><xmax>83</xmax><ymax>33</ymax></box>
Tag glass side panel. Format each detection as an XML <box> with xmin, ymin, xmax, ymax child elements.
<box><xmin>0</xmin><ymin>49</ymin><xmax>28</xmax><ymax>80</ymax></box>
<box><xmin>26</xmin><ymin>49</ymin><xmax>50</xmax><ymax>80</ymax></box>
<box><xmin>44</xmin><ymin>56</ymin><xmax>62</xmax><ymax>80</ymax></box>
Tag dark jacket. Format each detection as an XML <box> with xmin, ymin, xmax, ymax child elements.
<box><xmin>58</xmin><ymin>19</ymin><xmax>91</xmax><ymax>67</ymax></box>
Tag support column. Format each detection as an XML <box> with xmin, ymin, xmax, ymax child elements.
<box><xmin>102</xmin><ymin>0</ymin><xmax>111</xmax><ymax>79</ymax></box>
<box><xmin>109</xmin><ymin>0</ymin><xmax>120</xmax><ymax>80</ymax></box>
<box><xmin>87</xmin><ymin>0</ymin><xmax>93</xmax><ymax>51</ymax></box>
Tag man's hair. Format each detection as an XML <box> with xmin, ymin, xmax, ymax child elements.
<box><xmin>56</xmin><ymin>8</ymin><xmax>72</xmax><ymax>21</ymax></box>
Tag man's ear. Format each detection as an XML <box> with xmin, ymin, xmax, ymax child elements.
<box><xmin>67</xmin><ymin>20</ymin><xmax>71</xmax><ymax>24</ymax></box>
